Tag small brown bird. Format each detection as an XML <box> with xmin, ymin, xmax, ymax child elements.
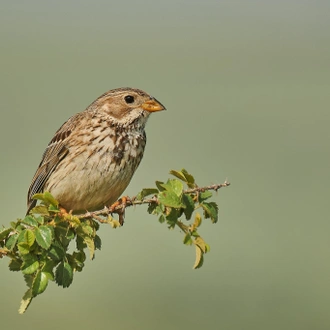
<box><xmin>27</xmin><ymin>87</ymin><xmax>165</xmax><ymax>214</ymax></box>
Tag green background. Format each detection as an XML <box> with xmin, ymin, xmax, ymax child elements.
<box><xmin>1</xmin><ymin>1</ymin><xmax>330</xmax><ymax>329</ymax></box>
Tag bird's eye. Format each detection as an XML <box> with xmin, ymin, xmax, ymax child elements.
<box><xmin>124</xmin><ymin>95</ymin><xmax>135</xmax><ymax>104</ymax></box>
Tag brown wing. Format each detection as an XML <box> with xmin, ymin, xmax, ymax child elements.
<box><xmin>26</xmin><ymin>122</ymin><xmax>72</xmax><ymax>214</ymax></box>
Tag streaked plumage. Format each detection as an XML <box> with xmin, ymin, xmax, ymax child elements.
<box><xmin>27</xmin><ymin>87</ymin><xmax>165</xmax><ymax>214</ymax></box>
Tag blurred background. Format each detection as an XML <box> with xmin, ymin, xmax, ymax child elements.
<box><xmin>1</xmin><ymin>1</ymin><xmax>330</xmax><ymax>329</ymax></box>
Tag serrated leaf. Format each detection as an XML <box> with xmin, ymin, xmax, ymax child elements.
<box><xmin>55</xmin><ymin>261</ymin><xmax>73</xmax><ymax>288</ymax></box>
<box><xmin>201</xmin><ymin>202</ymin><xmax>219</xmax><ymax>223</ymax></box>
<box><xmin>182</xmin><ymin>194</ymin><xmax>195</xmax><ymax>220</ymax></box>
<box><xmin>136</xmin><ymin>188</ymin><xmax>159</xmax><ymax>200</ymax></box>
<box><xmin>155</xmin><ymin>181</ymin><xmax>166</xmax><ymax>191</ymax></box>
<box><xmin>18</xmin><ymin>242</ymin><xmax>31</xmax><ymax>255</ymax></box>
<box><xmin>76</xmin><ymin>235</ymin><xmax>87</xmax><ymax>251</ymax></box>
<box><xmin>22</xmin><ymin>216</ymin><xmax>38</xmax><ymax>227</ymax></box>
<box><xmin>48</xmin><ymin>242</ymin><xmax>65</xmax><ymax>261</ymax></box>
<box><xmin>0</xmin><ymin>228</ymin><xmax>12</xmax><ymax>241</ymax></box>
<box><xmin>48</xmin><ymin>205</ymin><xmax>60</xmax><ymax>212</ymax></box>
<box><xmin>194</xmin><ymin>236</ymin><xmax>206</xmax><ymax>253</ymax></box>
<box><xmin>68</xmin><ymin>216</ymin><xmax>81</xmax><ymax>228</ymax></box>
<box><xmin>80</xmin><ymin>223</ymin><xmax>93</xmax><ymax>236</ymax></box>
<box><xmin>160</xmin><ymin>179</ymin><xmax>184</xmax><ymax>197</ymax></box>
<box><xmin>193</xmin><ymin>213</ymin><xmax>202</xmax><ymax>228</ymax></box>
<box><xmin>9</xmin><ymin>259</ymin><xmax>22</xmax><ymax>271</ymax></box>
<box><xmin>158</xmin><ymin>214</ymin><xmax>166</xmax><ymax>223</ymax></box>
<box><xmin>32</xmin><ymin>271</ymin><xmax>48</xmax><ymax>296</ymax></box>
<box><xmin>158</xmin><ymin>191</ymin><xmax>184</xmax><ymax>208</ymax></box>
<box><xmin>193</xmin><ymin>246</ymin><xmax>204</xmax><ymax>269</ymax></box>
<box><xmin>18</xmin><ymin>289</ymin><xmax>33</xmax><ymax>314</ymax></box>
<box><xmin>169</xmin><ymin>170</ymin><xmax>187</xmax><ymax>182</ymax></box>
<box><xmin>24</xmin><ymin>229</ymin><xmax>35</xmax><ymax>247</ymax></box>
<box><xmin>94</xmin><ymin>235</ymin><xmax>102</xmax><ymax>250</ymax></box>
<box><xmin>84</xmin><ymin>236</ymin><xmax>95</xmax><ymax>259</ymax></box>
<box><xmin>181</xmin><ymin>169</ymin><xmax>195</xmax><ymax>188</ymax></box>
<box><xmin>21</xmin><ymin>255</ymin><xmax>39</xmax><ymax>274</ymax></box>
<box><xmin>198</xmin><ymin>191</ymin><xmax>213</xmax><ymax>202</ymax></box>
<box><xmin>165</xmin><ymin>208</ymin><xmax>180</xmax><ymax>222</ymax></box>
<box><xmin>5</xmin><ymin>232</ymin><xmax>18</xmax><ymax>250</ymax></box>
<box><xmin>183</xmin><ymin>233</ymin><xmax>193</xmax><ymax>245</ymax></box>
<box><xmin>30</xmin><ymin>205</ymin><xmax>49</xmax><ymax>216</ymax></box>
<box><xmin>35</xmin><ymin>216</ymin><xmax>44</xmax><ymax>225</ymax></box>
<box><xmin>41</xmin><ymin>260</ymin><xmax>55</xmax><ymax>280</ymax></box>
<box><xmin>72</xmin><ymin>251</ymin><xmax>86</xmax><ymax>264</ymax></box>
<box><xmin>43</xmin><ymin>192</ymin><xmax>59</xmax><ymax>207</ymax></box>
<box><xmin>68</xmin><ymin>252</ymin><xmax>85</xmax><ymax>272</ymax></box>
<box><xmin>35</xmin><ymin>226</ymin><xmax>53</xmax><ymax>249</ymax></box>
<box><xmin>24</xmin><ymin>274</ymin><xmax>34</xmax><ymax>288</ymax></box>
<box><xmin>32</xmin><ymin>193</ymin><xmax>46</xmax><ymax>201</ymax></box>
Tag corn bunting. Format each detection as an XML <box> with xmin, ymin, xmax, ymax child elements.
<box><xmin>27</xmin><ymin>87</ymin><xmax>165</xmax><ymax>214</ymax></box>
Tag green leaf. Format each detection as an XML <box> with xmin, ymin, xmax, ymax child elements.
<box><xmin>5</xmin><ymin>232</ymin><xmax>18</xmax><ymax>250</ymax></box>
<box><xmin>84</xmin><ymin>236</ymin><xmax>95</xmax><ymax>260</ymax></box>
<box><xmin>30</xmin><ymin>205</ymin><xmax>49</xmax><ymax>216</ymax></box>
<box><xmin>193</xmin><ymin>213</ymin><xmax>202</xmax><ymax>228</ymax></box>
<box><xmin>158</xmin><ymin>214</ymin><xmax>166</xmax><ymax>224</ymax></box>
<box><xmin>158</xmin><ymin>191</ymin><xmax>184</xmax><ymax>208</ymax></box>
<box><xmin>18</xmin><ymin>289</ymin><xmax>33</xmax><ymax>314</ymax></box>
<box><xmin>76</xmin><ymin>235</ymin><xmax>87</xmax><ymax>251</ymax></box>
<box><xmin>55</xmin><ymin>261</ymin><xmax>73</xmax><ymax>288</ymax></box>
<box><xmin>0</xmin><ymin>228</ymin><xmax>12</xmax><ymax>241</ymax></box>
<box><xmin>80</xmin><ymin>223</ymin><xmax>93</xmax><ymax>236</ymax></box>
<box><xmin>205</xmin><ymin>243</ymin><xmax>211</xmax><ymax>253</ymax></box>
<box><xmin>35</xmin><ymin>216</ymin><xmax>44</xmax><ymax>225</ymax></box>
<box><xmin>48</xmin><ymin>242</ymin><xmax>65</xmax><ymax>261</ymax></box>
<box><xmin>24</xmin><ymin>229</ymin><xmax>35</xmax><ymax>247</ymax></box>
<box><xmin>35</xmin><ymin>226</ymin><xmax>53</xmax><ymax>249</ymax></box>
<box><xmin>41</xmin><ymin>260</ymin><xmax>55</xmax><ymax>280</ymax></box>
<box><xmin>43</xmin><ymin>192</ymin><xmax>59</xmax><ymax>207</ymax></box>
<box><xmin>18</xmin><ymin>242</ymin><xmax>31</xmax><ymax>255</ymax></box>
<box><xmin>194</xmin><ymin>237</ymin><xmax>207</xmax><ymax>253</ymax></box>
<box><xmin>32</xmin><ymin>271</ymin><xmax>49</xmax><ymax>296</ymax></box>
<box><xmin>22</xmin><ymin>216</ymin><xmax>38</xmax><ymax>227</ymax></box>
<box><xmin>155</xmin><ymin>181</ymin><xmax>166</xmax><ymax>191</ymax></box>
<box><xmin>183</xmin><ymin>233</ymin><xmax>193</xmax><ymax>245</ymax></box>
<box><xmin>67</xmin><ymin>252</ymin><xmax>85</xmax><ymax>272</ymax></box>
<box><xmin>160</xmin><ymin>179</ymin><xmax>184</xmax><ymax>197</ymax></box>
<box><xmin>136</xmin><ymin>188</ymin><xmax>159</xmax><ymax>200</ymax></box>
<box><xmin>9</xmin><ymin>259</ymin><xmax>22</xmax><ymax>271</ymax></box>
<box><xmin>169</xmin><ymin>169</ymin><xmax>187</xmax><ymax>182</ymax></box>
<box><xmin>23</xmin><ymin>275</ymin><xmax>33</xmax><ymax>289</ymax></box>
<box><xmin>165</xmin><ymin>208</ymin><xmax>180</xmax><ymax>222</ymax></box>
<box><xmin>94</xmin><ymin>235</ymin><xmax>102</xmax><ymax>250</ymax></box>
<box><xmin>181</xmin><ymin>169</ymin><xmax>195</xmax><ymax>188</ymax></box>
<box><xmin>193</xmin><ymin>246</ymin><xmax>204</xmax><ymax>269</ymax></box>
<box><xmin>201</xmin><ymin>202</ymin><xmax>219</xmax><ymax>223</ymax></box>
<box><xmin>21</xmin><ymin>255</ymin><xmax>39</xmax><ymax>274</ymax></box>
<box><xmin>198</xmin><ymin>191</ymin><xmax>213</xmax><ymax>202</ymax></box>
<box><xmin>182</xmin><ymin>194</ymin><xmax>195</xmax><ymax>220</ymax></box>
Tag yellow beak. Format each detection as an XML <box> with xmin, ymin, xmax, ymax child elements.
<box><xmin>141</xmin><ymin>97</ymin><xmax>166</xmax><ymax>112</ymax></box>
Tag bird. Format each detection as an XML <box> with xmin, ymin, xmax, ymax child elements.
<box><xmin>27</xmin><ymin>87</ymin><xmax>166</xmax><ymax>215</ymax></box>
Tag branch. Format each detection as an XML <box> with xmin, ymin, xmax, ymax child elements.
<box><xmin>78</xmin><ymin>180</ymin><xmax>230</xmax><ymax>220</ymax></box>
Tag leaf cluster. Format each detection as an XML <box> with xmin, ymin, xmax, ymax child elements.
<box><xmin>0</xmin><ymin>169</ymin><xmax>225</xmax><ymax>314</ymax></box>
<box><xmin>0</xmin><ymin>192</ymin><xmax>101</xmax><ymax>314</ymax></box>
<box><xmin>137</xmin><ymin>169</ymin><xmax>218</xmax><ymax>270</ymax></box>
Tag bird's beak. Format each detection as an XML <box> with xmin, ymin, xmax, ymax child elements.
<box><xmin>141</xmin><ymin>97</ymin><xmax>166</xmax><ymax>112</ymax></box>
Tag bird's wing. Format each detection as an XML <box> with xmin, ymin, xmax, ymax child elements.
<box><xmin>26</xmin><ymin>122</ymin><xmax>71</xmax><ymax>214</ymax></box>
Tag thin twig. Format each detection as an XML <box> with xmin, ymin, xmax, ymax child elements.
<box><xmin>77</xmin><ymin>181</ymin><xmax>230</xmax><ymax>220</ymax></box>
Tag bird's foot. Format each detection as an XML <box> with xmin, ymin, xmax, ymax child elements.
<box><xmin>59</xmin><ymin>207</ymin><xmax>72</xmax><ymax>218</ymax></box>
<box><xmin>109</xmin><ymin>196</ymin><xmax>131</xmax><ymax>226</ymax></box>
